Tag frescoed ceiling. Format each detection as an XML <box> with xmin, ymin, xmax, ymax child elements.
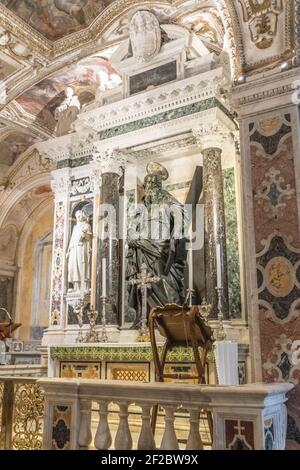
<box><xmin>1</xmin><ymin>0</ymin><xmax>115</xmax><ymax>41</ymax></box>
<box><xmin>0</xmin><ymin>0</ymin><xmax>296</xmax><ymax>171</ymax></box>
<box><xmin>0</xmin><ymin>128</ymin><xmax>37</xmax><ymax>165</ymax></box>
<box><xmin>15</xmin><ymin>54</ymin><xmax>119</xmax><ymax>133</ymax></box>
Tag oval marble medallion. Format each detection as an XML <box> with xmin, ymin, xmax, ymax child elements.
<box><xmin>265</xmin><ymin>257</ymin><xmax>295</xmax><ymax>298</ymax></box>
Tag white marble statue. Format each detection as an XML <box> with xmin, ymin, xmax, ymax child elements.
<box><xmin>55</xmin><ymin>87</ymin><xmax>81</xmax><ymax>137</ymax></box>
<box><xmin>67</xmin><ymin>210</ymin><xmax>92</xmax><ymax>294</ymax></box>
<box><xmin>129</xmin><ymin>10</ymin><xmax>162</xmax><ymax>63</ymax></box>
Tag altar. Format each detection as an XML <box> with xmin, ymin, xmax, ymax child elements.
<box><xmin>36</xmin><ymin>9</ymin><xmax>250</xmax><ymax>386</ymax></box>
<box><xmin>48</xmin><ymin>342</ymin><xmax>249</xmax><ymax>385</ymax></box>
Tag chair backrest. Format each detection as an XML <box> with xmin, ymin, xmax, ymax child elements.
<box><xmin>149</xmin><ymin>304</ymin><xmax>213</xmax><ymax>349</ymax></box>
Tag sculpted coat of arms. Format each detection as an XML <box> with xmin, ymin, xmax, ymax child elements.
<box><xmin>130</xmin><ymin>10</ymin><xmax>162</xmax><ymax>63</ymax></box>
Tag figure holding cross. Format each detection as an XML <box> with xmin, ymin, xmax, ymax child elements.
<box><xmin>129</xmin><ymin>263</ymin><xmax>160</xmax><ymax>341</ymax></box>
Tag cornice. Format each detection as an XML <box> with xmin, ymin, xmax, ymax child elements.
<box><xmin>231</xmin><ymin>67</ymin><xmax>300</xmax><ymax>117</ymax></box>
<box><xmin>78</xmin><ymin>68</ymin><xmax>230</xmax><ymax>131</ymax></box>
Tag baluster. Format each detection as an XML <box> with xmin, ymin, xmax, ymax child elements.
<box><xmin>94</xmin><ymin>402</ymin><xmax>112</xmax><ymax>450</ymax></box>
<box><xmin>186</xmin><ymin>408</ymin><xmax>203</xmax><ymax>450</ymax></box>
<box><xmin>160</xmin><ymin>405</ymin><xmax>179</xmax><ymax>450</ymax></box>
<box><xmin>115</xmin><ymin>402</ymin><xmax>132</xmax><ymax>450</ymax></box>
<box><xmin>78</xmin><ymin>399</ymin><xmax>92</xmax><ymax>449</ymax></box>
<box><xmin>137</xmin><ymin>404</ymin><xmax>156</xmax><ymax>450</ymax></box>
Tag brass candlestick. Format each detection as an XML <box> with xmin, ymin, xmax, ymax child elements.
<box><xmin>84</xmin><ymin>307</ymin><xmax>100</xmax><ymax>343</ymax></box>
<box><xmin>99</xmin><ymin>296</ymin><xmax>108</xmax><ymax>343</ymax></box>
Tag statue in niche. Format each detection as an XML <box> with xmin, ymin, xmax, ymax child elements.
<box><xmin>54</xmin><ymin>87</ymin><xmax>81</xmax><ymax>137</ymax></box>
<box><xmin>126</xmin><ymin>162</ymin><xmax>187</xmax><ymax>328</ymax></box>
<box><xmin>129</xmin><ymin>10</ymin><xmax>162</xmax><ymax>63</ymax></box>
<box><xmin>67</xmin><ymin>210</ymin><xmax>93</xmax><ymax>295</ymax></box>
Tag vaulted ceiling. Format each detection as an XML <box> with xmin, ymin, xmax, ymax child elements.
<box><xmin>1</xmin><ymin>1</ymin><xmax>115</xmax><ymax>41</ymax></box>
<box><xmin>0</xmin><ymin>0</ymin><xmax>297</xmax><ymax>171</ymax></box>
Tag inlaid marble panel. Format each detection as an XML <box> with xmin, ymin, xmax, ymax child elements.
<box><xmin>249</xmin><ymin>111</ymin><xmax>300</xmax><ymax>447</ymax></box>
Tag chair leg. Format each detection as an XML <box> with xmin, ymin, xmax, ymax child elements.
<box><xmin>151</xmin><ymin>342</ymin><xmax>169</xmax><ymax>434</ymax></box>
<box><xmin>206</xmin><ymin>410</ymin><xmax>213</xmax><ymax>445</ymax></box>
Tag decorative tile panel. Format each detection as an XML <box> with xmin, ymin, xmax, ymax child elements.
<box><xmin>51</xmin><ymin>405</ymin><xmax>72</xmax><ymax>451</ymax></box>
<box><xmin>60</xmin><ymin>362</ymin><xmax>101</xmax><ymax>379</ymax></box>
<box><xmin>225</xmin><ymin>419</ymin><xmax>254</xmax><ymax>450</ymax></box>
<box><xmin>249</xmin><ymin>110</ymin><xmax>300</xmax><ymax>447</ymax></box>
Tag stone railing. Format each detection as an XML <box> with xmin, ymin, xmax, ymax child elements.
<box><xmin>0</xmin><ymin>365</ymin><xmax>47</xmax><ymax>377</ymax></box>
<box><xmin>0</xmin><ymin>377</ymin><xmax>44</xmax><ymax>450</ymax></box>
<box><xmin>39</xmin><ymin>378</ymin><xmax>293</xmax><ymax>451</ymax></box>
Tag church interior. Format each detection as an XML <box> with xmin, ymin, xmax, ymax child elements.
<box><xmin>0</xmin><ymin>0</ymin><xmax>299</xmax><ymax>452</ymax></box>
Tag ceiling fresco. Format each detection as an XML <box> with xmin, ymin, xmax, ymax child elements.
<box><xmin>0</xmin><ymin>1</ymin><xmax>296</xmax><ymax>169</ymax></box>
<box><xmin>1</xmin><ymin>0</ymin><xmax>115</xmax><ymax>41</ymax></box>
<box><xmin>0</xmin><ymin>129</ymin><xmax>37</xmax><ymax>165</ymax></box>
<box><xmin>15</xmin><ymin>54</ymin><xmax>120</xmax><ymax>132</ymax></box>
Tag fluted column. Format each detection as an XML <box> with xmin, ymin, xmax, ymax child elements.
<box><xmin>93</xmin><ymin>148</ymin><xmax>125</xmax><ymax>324</ymax></box>
<box><xmin>193</xmin><ymin>125</ymin><xmax>230</xmax><ymax>319</ymax></box>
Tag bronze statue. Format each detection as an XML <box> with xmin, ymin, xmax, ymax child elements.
<box><xmin>126</xmin><ymin>162</ymin><xmax>187</xmax><ymax>328</ymax></box>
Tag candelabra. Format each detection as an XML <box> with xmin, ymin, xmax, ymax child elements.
<box><xmin>99</xmin><ymin>296</ymin><xmax>108</xmax><ymax>343</ymax></box>
<box><xmin>199</xmin><ymin>298</ymin><xmax>212</xmax><ymax>324</ymax></box>
<box><xmin>215</xmin><ymin>287</ymin><xmax>227</xmax><ymax>341</ymax></box>
<box><xmin>84</xmin><ymin>307</ymin><xmax>100</xmax><ymax>343</ymax></box>
<box><xmin>185</xmin><ymin>288</ymin><xmax>196</xmax><ymax>307</ymax></box>
<box><xmin>73</xmin><ymin>299</ymin><xmax>85</xmax><ymax>343</ymax></box>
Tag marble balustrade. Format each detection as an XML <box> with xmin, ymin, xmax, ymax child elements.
<box><xmin>38</xmin><ymin>378</ymin><xmax>293</xmax><ymax>451</ymax></box>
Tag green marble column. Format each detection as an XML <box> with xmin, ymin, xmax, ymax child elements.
<box><xmin>95</xmin><ymin>150</ymin><xmax>125</xmax><ymax>324</ymax></box>
<box><xmin>202</xmin><ymin>147</ymin><xmax>229</xmax><ymax>319</ymax></box>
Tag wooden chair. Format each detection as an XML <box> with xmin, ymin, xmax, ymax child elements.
<box><xmin>0</xmin><ymin>322</ymin><xmax>21</xmax><ymax>342</ymax></box>
<box><xmin>148</xmin><ymin>304</ymin><xmax>214</xmax><ymax>442</ymax></box>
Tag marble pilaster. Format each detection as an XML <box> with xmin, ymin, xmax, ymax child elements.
<box><xmin>48</xmin><ymin>170</ymin><xmax>72</xmax><ymax>331</ymax></box>
<box><xmin>232</xmin><ymin>68</ymin><xmax>300</xmax><ymax>449</ymax></box>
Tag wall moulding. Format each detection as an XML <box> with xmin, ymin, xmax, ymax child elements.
<box><xmin>231</xmin><ymin>68</ymin><xmax>300</xmax><ymax>117</ymax></box>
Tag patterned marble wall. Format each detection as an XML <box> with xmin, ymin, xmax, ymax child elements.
<box><xmin>250</xmin><ymin>112</ymin><xmax>300</xmax><ymax>448</ymax></box>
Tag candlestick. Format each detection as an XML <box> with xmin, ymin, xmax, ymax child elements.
<box><xmin>102</xmin><ymin>258</ymin><xmax>106</xmax><ymax>298</ymax></box>
<box><xmin>188</xmin><ymin>247</ymin><xmax>193</xmax><ymax>292</ymax></box>
<box><xmin>216</xmin><ymin>243</ymin><xmax>222</xmax><ymax>288</ymax></box>
<box><xmin>215</xmin><ymin>287</ymin><xmax>226</xmax><ymax>341</ymax></box>
<box><xmin>100</xmin><ymin>296</ymin><xmax>108</xmax><ymax>343</ymax></box>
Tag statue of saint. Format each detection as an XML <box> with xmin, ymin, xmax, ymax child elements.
<box><xmin>55</xmin><ymin>87</ymin><xmax>81</xmax><ymax>137</ymax></box>
<box><xmin>67</xmin><ymin>210</ymin><xmax>93</xmax><ymax>294</ymax></box>
<box><xmin>126</xmin><ymin>162</ymin><xmax>187</xmax><ymax>327</ymax></box>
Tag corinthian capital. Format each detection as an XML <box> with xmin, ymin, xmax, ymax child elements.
<box><xmin>92</xmin><ymin>147</ymin><xmax>127</xmax><ymax>177</ymax></box>
<box><xmin>192</xmin><ymin>121</ymin><xmax>231</xmax><ymax>151</ymax></box>
<box><xmin>51</xmin><ymin>172</ymin><xmax>72</xmax><ymax>198</ymax></box>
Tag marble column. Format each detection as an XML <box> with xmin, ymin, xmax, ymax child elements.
<box><xmin>93</xmin><ymin>149</ymin><xmax>125</xmax><ymax>324</ymax></box>
<box><xmin>193</xmin><ymin>126</ymin><xmax>230</xmax><ymax>319</ymax></box>
<box><xmin>202</xmin><ymin>147</ymin><xmax>229</xmax><ymax>319</ymax></box>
